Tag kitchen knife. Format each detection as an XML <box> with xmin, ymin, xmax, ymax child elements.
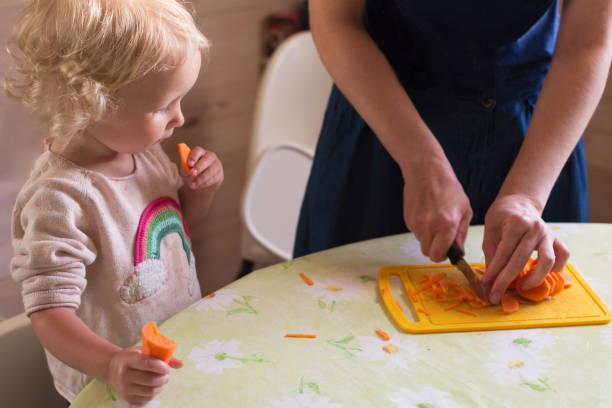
<box><xmin>447</xmin><ymin>241</ymin><xmax>488</xmax><ymax>302</ymax></box>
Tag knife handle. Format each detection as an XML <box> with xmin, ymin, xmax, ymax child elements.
<box><xmin>447</xmin><ymin>242</ymin><xmax>462</xmax><ymax>265</ymax></box>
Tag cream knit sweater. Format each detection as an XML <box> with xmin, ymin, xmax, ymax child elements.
<box><xmin>11</xmin><ymin>144</ymin><xmax>202</xmax><ymax>401</ymax></box>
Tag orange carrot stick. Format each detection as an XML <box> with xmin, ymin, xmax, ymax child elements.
<box><xmin>141</xmin><ymin>322</ymin><xmax>177</xmax><ymax>363</ymax></box>
<box><xmin>407</xmin><ymin>287</ymin><xmax>419</xmax><ymax>303</ymax></box>
<box><xmin>444</xmin><ymin>301</ymin><xmax>463</xmax><ymax>310</ymax></box>
<box><xmin>417</xmin><ymin>308</ymin><xmax>431</xmax><ymax>316</ymax></box>
<box><xmin>177</xmin><ymin>143</ymin><xmax>192</xmax><ymax>172</ymax></box>
<box><xmin>456</xmin><ymin>308</ymin><xmax>479</xmax><ymax>317</ymax></box>
<box><xmin>299</xmin><ymin>272</ymin><xmax>314</xmax><ymax>286</ymax></box>
<box><xmin>376</xmin><ymin>328</ymin><xmax>390</xmax><ymax>341</ymax></box>
<box><xmin>285</xmin><ymin>334</ymin><xmax>317</xmax><ymax>338</ymax></box>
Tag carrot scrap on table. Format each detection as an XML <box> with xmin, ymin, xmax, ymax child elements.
<box><xmin>376</xmin><ymin>328</ymin><xmax>390</xmax><ymax>341</ymax></box>
<box><xmin>177</xmin><ymin>142</ymin><xmax>192</xmax><ymax>172</ymax></box>
<box><xmin>285</xmin><ymin>334</ymin><xmax>317</xmax><ymax>338</ymax></box>
<box><xmin>141</xmin><ymin>321</ymin><xmax>177</xmax><ymax>363</ymax></box>
<box><xmin>299</xmin><ymin>272</ymin><xmax>314</xmax><ymax>286</ymax></box>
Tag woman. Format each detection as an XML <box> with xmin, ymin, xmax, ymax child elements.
<box><xmin>294</xmin><ymin>0</ymin><xmax>612</xmax><ymax>304</ymax></box>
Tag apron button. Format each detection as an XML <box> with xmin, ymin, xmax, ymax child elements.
<box><xmin>481</xmin><ymin>97</ymin><xmax>495</xmax><ymax>108</ymax></box>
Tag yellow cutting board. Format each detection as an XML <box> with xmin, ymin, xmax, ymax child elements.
<box><xmin>378</xmin><ymin>263</ymin><xmax>611</xmax><ymax>334</ymax></box>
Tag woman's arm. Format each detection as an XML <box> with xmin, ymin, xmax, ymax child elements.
<box><xmin>30</xmin><ymin>308</ymin><xmax>179</xmax><ymax>404</ymax></box>
<box><xmin>482</xmin><ymin>0</ymin><xmax>612</xmax><ymax>302</ymax></box>
<box><xmin>309</xmin><ymin>0</ymin><xmax>473</xmax><ymax>261</ymax></box>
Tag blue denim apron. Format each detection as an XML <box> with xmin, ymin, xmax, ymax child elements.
<box><xmin>294</xmin><ymin>0</ymin><xmax>588</xmax><ymax>257</ymax></box>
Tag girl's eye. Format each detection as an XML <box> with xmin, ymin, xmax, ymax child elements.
<box><xmin>156</xmin><ymin>105</ymin><xmax>170</xmax><ymax>113</ymax></box>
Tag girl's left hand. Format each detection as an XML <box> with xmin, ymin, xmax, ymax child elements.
<box><xmin>481</xmin><ymin>194</ymin><xmax>569</xmax><ymax>304</ymax></box>
<box><xmin>181</xmin><ymin>146</ymin><xmax>224</xmax><ymax>190</ymax></box>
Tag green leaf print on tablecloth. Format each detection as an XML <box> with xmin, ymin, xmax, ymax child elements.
<box><xmin>195</xmin><ymin>289</ymin><xmax>258</xmax><ymax>315</ymax></box>
<box><xmin>269</xmin><ymin>378</ymin><xmax>342</xmax><ymax>408</ymax></box>
<box><xmin>389</xmin><ymin>387</ymin><xmax>461</xmax><ymax>408</ymax></box>
<box><xmin>187</xmin><ymin>339</ymin><xmax>269</xmax><ymax>374</ymax></box>
<box><xmin>281</xmin><ymin>256</ymin><xmax>311</xmax><ymax>270</ymax></box>
<box><xmin>226</xmin><ymin>295</ymin><xmax>258</xmax><ymax>315</ymax></box>
<box><xmin>327</xmin><ymin>334</ymin><xmax>362</xmax><ymax>358</ymax></box>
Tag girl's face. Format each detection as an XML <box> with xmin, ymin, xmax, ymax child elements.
<box><xmin>86</xmin><ymin>51</ymin><xmax>202</xmax><ymax>154</ymax></box>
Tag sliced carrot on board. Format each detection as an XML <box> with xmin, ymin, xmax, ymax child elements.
<box><xmin>177</xmin><ymin>143</ymin><xmax>192</xmax><ymax>172</ymax></box>
<box><xmin>142</xmin><ymin>321</ymin><xmax>177</xmax><ymax>363</ymax></box>
<box><xmin>560</xmin><ymin>271</ymin><xmax>573</xmax><ymax>288</ymax></box>
<box><xmin>549</xmin><ymin>272</ymin><xmax>565</xmax><ymax>297</ymax></box>
<box><xmin>456</xmin><ymin>308</ymin><xmax>479</xmax><ymax>317</ymax></box>
<box><xmin>376</xmin><ymin>328</ymin><xmax>390</xmax><ymax>341</ymax></box>
<box><xmin>501</xmin><ymin>294</ymin><xmax>519</xmax><ymax>314</ymax></box>
<box><xmin>516</xmin><ymin>277</ymin><xmax>551</xmax><ymax>302</ymax></box>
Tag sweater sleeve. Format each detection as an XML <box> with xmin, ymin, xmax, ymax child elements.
<box><xmin>11</xmin><ymin>182</ymin><xmax>96</xmax><ymax>316</ymax></box>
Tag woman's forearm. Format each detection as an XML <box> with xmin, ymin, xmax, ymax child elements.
<box><xmin>30</xmin><ymin>307</ymin><xmax>120</xmax><ymax>385</ymax></box>
<box><xmin>309</xmin><ymin>0</ymin><xmax>448</xmax><ymax>172</ymax></box>
<box><xmin>498</xmin><ymin>0</ymin><xmax>612</xmax><ymax>210</ymax></box>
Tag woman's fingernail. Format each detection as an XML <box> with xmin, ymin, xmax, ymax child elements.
<box><xmin>490</xmin><ymin>293</ymin><xmax>500</xmax><ymax>304</ymax></box>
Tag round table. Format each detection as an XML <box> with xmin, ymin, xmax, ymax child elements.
<box><xmin>71</xmin><ymin>224</ymin><xmax>612</xmax><ymax>408</ymax></box>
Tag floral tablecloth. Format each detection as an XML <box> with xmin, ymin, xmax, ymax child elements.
<box><xmin>71</xmin><ymin>224</ymin><xmax>612</xmax><ymax>408</ymax></box>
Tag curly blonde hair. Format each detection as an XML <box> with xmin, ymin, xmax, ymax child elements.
<box><xmin>4</xmin><ymin>0</ymin><xmax>210</xmax><ymax>143</ymax></box>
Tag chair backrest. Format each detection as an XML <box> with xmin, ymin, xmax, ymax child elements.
<box><xmin>246</xmin><ymin>31</ymin><xmax>332</xmax><ymax>172</ymax></box>
<box><xmin>240</xmin><ymin>31</ymin><xmax>332</xmax><ymax>262</ymax></box>
<box><xmin>0</xmin><ymin>313</ymin><xmax>66</xmax><ymax>408</ymax></box>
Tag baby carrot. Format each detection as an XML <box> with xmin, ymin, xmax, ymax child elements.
<box><xmin>177</xmin><ymin>142</ymin><xmax>192</xmax><ymax>172</ymax></box>
<box><xmin>376</xmin><ymin>328</ymin><xmax>390</xmax><ymax>341</ymax></box>
<box><xmin>285</xmin><ymin>334</ymin><xmax>317</xmax><ymax>338</ymax></box>
<box><xmin>299</xmin><ymin>272</ymin><xmax>314</xmax><ymax>286</ymax></box>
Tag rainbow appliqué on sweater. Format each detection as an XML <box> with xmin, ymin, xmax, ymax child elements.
<box><xmin>120</xmin><ymin>197</ymin><xmax>198</xmax><ymax>303</ymax></box>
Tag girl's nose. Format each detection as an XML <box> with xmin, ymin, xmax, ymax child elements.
<box><xmin>169</xmin><ymin>105</ymin><xmax>185</xmax><ymax>129</ymax></box>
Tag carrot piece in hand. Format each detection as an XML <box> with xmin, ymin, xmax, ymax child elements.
<box><xmin>142</xmin><ymin>321</ymin><xmax>177</xmax><ymax>363</ymax></box>
<box><xmin>501</xmin><ymin>294</ymin><xmax>519</xmax><ymax>314</ymax></box>
<box><xmin>559</xmin><ymin>271</ymin><xmax>573</xmax><ymax>288</ymax></box>
<box><xmin>177</xmin><ymin>143</ymin><xmax>192</xmax><ymax>172</ymax></box>
<box><xmin>549</xmin><ymin>272</ymin><xmax>565</xmax><ymax>297</ymax></box>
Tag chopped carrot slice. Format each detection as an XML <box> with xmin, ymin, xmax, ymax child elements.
<box><xmin>549</xmin><ymin>272</ymin><xmax>565</xmax><ymax>297</ymax></box>
<box><xmin>456</xmin><ymin>308</ymin><xmax>479</xmax><ymax>317</ymax></box>
<box><xmin>516</xmin><ymin>276</ymin><xmax>551</xmax><ymax>302</ymax></box>
<box><xmin>501</xmin><ymin>294</ymin><xmax>519</xmax><ymax>314</ymax></box>
<box><xmin>177</xmin><ymin>143</ymin><xmax>192</xmax><ymax>172</ymax></box>
<box><xmin>407</xmin><ymin>287</ymin><xmax>419</xmax><ymax>303</ymax></box>
<box><xmin>417</xmin><ymin>308</ymin><xmax>431</xmax><ymax>316</ymax></box>
<box><xmin>376</xmin><ymin>328</ymin><xmax>390</xmax><ymax>341</ymax></box>
<box><xmin>285</xmin><ymin>334</ymin><xmax>316</xmax><ymax>338</ymax></box>
<box><xmin>141</xmin><ymin>322</ymin><xmax>177</xmax><ymax>363</ymax></box>
<box><xmin>560</xmin><ymin>271</ymin><xmax>573</xmax><ymax>288</ymax></box>
<box><xmin>444</xmin><ymin>301</ymin><xmax>463</xmax><ymax>310</ymax></box>
<box><xmin>299</xmin><ymin>272</ymin><xmax>314</xmax><ymax>286</ymax></box>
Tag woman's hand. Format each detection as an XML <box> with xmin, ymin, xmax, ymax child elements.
<box><xmin>107</xmin><ymin>347</ymin><xmax>184</xmax><ymax>405</ymax></box>
<box><xmin>180</xmin><ymin>146</ymin><xmax>224</xmax><ymax>191</ymax></box>
<box><xmin>402</xmin><ymin>156</ymin><xmax>473</xmax><ymax>262</ymax></box>
<box><xmin>481</xmin><ymin>194</ymin><xmax>569</xmax><ymax>304</ymax></box>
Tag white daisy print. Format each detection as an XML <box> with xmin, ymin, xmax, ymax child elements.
<box><xmin>188</xmin><ymin>339</ymin><xmax>268</xmax><ymax>375</ymax></box>
<box><xmin>483</xmin><ymin>347</ymin><xmax>551</xmax><ymax>386</ymax></box>
<box><xmin>268</xmin><ymin>392</ymin><xmax>342</xmax><ymax>408</ymax></box>
<box><xmin>602</xmin><ymin>330</ymin><xmax>612</xmax><ymax>346</ymax></box>
<box><xmin>389</xmin><ymin>387</ymin><xmax>460</xmax><ymax>408</ymax></box>
<box><xmin>101</xmin><ymin>399</ymin><xmax>160</xmax><ymax>408</ymax></box>
<box><xmin>356</xmin><ymin>334</ymin><xmax>424</xmax><ymax>370</ymax></box>
<box><xmin>598</xmin><ymin>404</ymin><xmax>612</xmax><ymax>408</ymax></box>
<box><xmin>196</xmin><ymin>288</ymin><xmax>241</xmax><ymax>312</ymax></box>
<box><xmin>486</xmin><ymin>329</ymin><xmax>556</xmax><ymax>351</ymax></box>
<box><xmin>304</xmin><ymin>275</ymin><xmax>368</xmax><ymax>310</ymax></box>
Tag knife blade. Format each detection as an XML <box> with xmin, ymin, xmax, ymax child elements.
<box><xmin>447</xmin><ymin>241</ymin><xmax>488</xmax><ymax>302</ymax></box>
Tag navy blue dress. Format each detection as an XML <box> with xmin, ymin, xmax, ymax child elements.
<box><xmin>294</xmin><ymin>0</ymin><xmax>588</xmax><ymax>257</ymax></box>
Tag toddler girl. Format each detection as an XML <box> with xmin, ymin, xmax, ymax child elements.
<box><xmin>5</xmin><ymin>0</ymin><xmax>223</xmax><ymax>404</ymax></box>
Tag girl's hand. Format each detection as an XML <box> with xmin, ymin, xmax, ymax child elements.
<box><xmin>401</xmin><ymin>156</ymin><xmax>473</xmax><ymax>262</ymax></box>
<box><xmin>107</xmin><ymin>346</ymin><xmax>184</xmax><ymax>405</ymax></box>
<box><xmin>181</xmin><ymin>146</ymin><xmax>224</xmax><ymax>190</ymax></box>
<box><xmin>481</xmin><ymin>194</ymin><xmax>570</xmax><ymax>304</ymax></box>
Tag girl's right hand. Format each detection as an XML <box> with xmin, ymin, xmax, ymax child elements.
<box><xmin>107</xmin><ymin>346</ymin><xmax>183</xmax><ymax>405</ymax></box>
<box><xmin>401</xmin><ymin>155</ymin><xmax>473</xmax><ymax>262</ymax></box>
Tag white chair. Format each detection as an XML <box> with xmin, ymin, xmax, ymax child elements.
<box><xmin>239</xmin><ymin>31</ymin><xmax>332</xmax><ymax>273</ymax></box>
<box><xmin>0</xmin><ymin>313</ymin><xmax>67</xmax><ymax>408</ymax></box>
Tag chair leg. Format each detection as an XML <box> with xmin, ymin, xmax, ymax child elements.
<box><xmin>237</xmin><ymin>259</ymin><xmax>255</xmax><ymax>279</ymax></box>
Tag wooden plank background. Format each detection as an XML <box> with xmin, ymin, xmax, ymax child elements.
<box><xmin>0</xmin><ymin>0</ymin><xmax>610</xmax><ymax>319</ymax></box>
